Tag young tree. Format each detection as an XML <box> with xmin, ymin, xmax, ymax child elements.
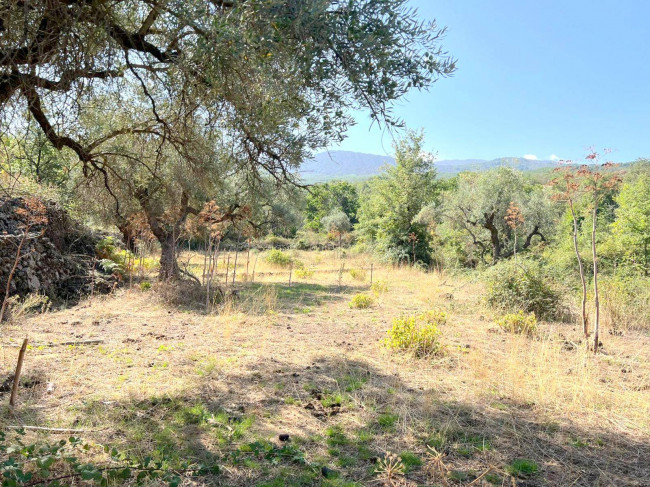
<box><xmin>550</xmin><ymin>165</ymin><xmax>589</xmax><ymax>338</ymax></box>
<box><xmin>551</xmin><ymin>152</ymin><xmax>622</xmax><ymax>352</ymax></box>
<box><xmin>1</xmin><ymin>0</ymin><xmax>456</xmax><ymax>278</ymax></box>
<box><xmin>357</xmin><ymin>131</ymin><xmax>439</xmax><ymax>264</ymax></box>
<box><xmin>505</xmin><ymin>201</ymin><xmax>524</xmax><ymax>264</ymax></box>
<box><xmin>581</xmin><ymin>151</ymin><xmax>621</xmax><ymax>353</ymax></box>
<box><xmin>321</xmin><ymin>209</ymin><xmax>351</xmax><ymax>249</ymax></box>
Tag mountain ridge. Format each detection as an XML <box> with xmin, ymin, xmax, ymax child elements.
<box><xmin>300</xmin><ymin>150</ymin><xmax>557</xmax><ymax>182</ymax></box>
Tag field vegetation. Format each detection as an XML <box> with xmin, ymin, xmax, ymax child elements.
<box><xmin>0</xmin><ymin>0</ymin><xmax>648</xmax><ymax>485</ymax></box>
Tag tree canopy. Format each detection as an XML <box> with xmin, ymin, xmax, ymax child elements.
<box><xmin>1</xmin><ymin>0</ymin><xmax>455</xmax><ymax>277</ymax></box>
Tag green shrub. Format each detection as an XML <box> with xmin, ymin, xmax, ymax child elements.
<box><xmin>264</xmin><ymin>249</ymin><xmax>292</xmax><ymax>267</ymax></box>
<box><xmin>485</xmin><ymin>260</ymin><xmax>561</xmax><ymax>320</ymax></box>
<box><xmin>349</xmin><ymin>293</ymin><xmax>374</xmax><ymax>309</ymax></box>
<box><xmin>348</xmin><ymin>268</ymin><xmax>367</xmax><ymax>281</ymax></box>
<box><xmin>140</xmin><ymin>281</ymin><xmax>152</xmax><ymax>291</ymax></box>
<box><xmin>384</xmin><ymin>313</ymin><xmax>444</xmax><ymax>357</ymax></box>
<box><xmin>495</xmin><ymin>311</ymin><xmax>537</xmax><ymax>335</ymax></box>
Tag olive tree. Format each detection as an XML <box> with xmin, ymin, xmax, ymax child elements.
<box><xmin>445</xmin><ymin>167</ymin><xmax>556</xmax><ymax>264</ymax></box>
<box><xmin>1</xmin><ymin>0</ymin><xmax>455</xmax><ymax>279</ymax></box>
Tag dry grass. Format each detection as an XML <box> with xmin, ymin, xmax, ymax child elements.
<box><xmin>0</xmin><ymin>249</ymin><xmax>648</xmax><ymax>486</ymax></box>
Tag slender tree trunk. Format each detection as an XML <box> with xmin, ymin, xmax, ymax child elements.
<box><xmin>569</xmin><ymin>200</ymin><xmax>589</xmax><ymax>339</ymax></box>
<box><xmin>232</xmin><ymin>234</ymin><xmax>241</xmax><ymax>284</ymax></box>
<box><xmin>205</xmin><ymin>236</ymin><xmax>213</xmax><ymax>310</ymax></box>
<box><xmin>225</xmin><ymin>253</ymin><xmax>231</xmax><ymax>286</ymax></box>
<box><xmin>591</xmin><ymin>201</ymin><xmax>600</xmax><ymax>353</ymax></box>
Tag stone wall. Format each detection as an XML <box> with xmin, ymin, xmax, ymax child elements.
<box><xmin>0</xmin><ymin>197</ymin><xmax>100</xmax><ymax>302</ymax></box>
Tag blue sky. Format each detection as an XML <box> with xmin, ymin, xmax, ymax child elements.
<box><xmin>333</xmin><ymin>0</ymin><xmax>650</xmax><ymax>162</ymax></box>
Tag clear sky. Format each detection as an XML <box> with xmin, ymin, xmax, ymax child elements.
<box><xmin>332</xmin><ymin>0</ymin><xmax>650</xmax><ymax>162</ymax></box>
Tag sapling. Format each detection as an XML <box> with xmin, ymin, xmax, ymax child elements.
<box><xmin>505</xmin><ymin>201</ymin><xmax>524</xmax><ymax>264</ymax></box>
<box><xmin>551</xmin><ymin>165</ymin><xmax>589</xmax><ymax>339</ymax></box>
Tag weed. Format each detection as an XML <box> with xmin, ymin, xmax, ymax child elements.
<box><xmin>325</xmin><ymin>426</ymin><xmax>349</xmax><ymax>447</ymax></box>
<box><xmin>370</xmin><ymin>280</ymin><xmax>389</xmax><ymax>294</ymax></box>
<box><xmin>348</xmin><ymin>268</ymin><xmax>367</xmax><ymax>281</ymax></box>
<box><xmin>336</xmin><ymin>374</ymin><xmax>367</xmax><ymax>392</ymax></box>
<box><xmin>495</xmin><ymin>311</ymin><xmax>537</xmax><ymax>335</ymax></box>
<box><xmin>506</xmin><ymin>458</ymin><xmax>539</xmax><ymax>477</ymax></box>
<box><xmin>349</xmin><ymin>293</ymin><xmax>374</xmax><ymax>309</ymax></box>
<box><xmin>374</xmin><ymin>452</ymin><xmax>405</xmax><ymax>483</ymax></box>
<box><xmin>399</xmin><ymin>451</ymin><xmax>422</xmax><ymax>472</ymax></box>
<box><xmin>377</xmin><ymin>413</ymin><xmax>399</xmax><ymax>430</ymax></box>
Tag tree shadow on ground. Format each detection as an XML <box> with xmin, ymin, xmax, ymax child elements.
<box><xmin>60</xmin><ymin>354</ymin><xmax>650</xmax><ymax>487</ymax></box>
<box><xmin>236</xmin><ymin>282</ymin><xmax>368</xmax><ymax>314</ymax></box>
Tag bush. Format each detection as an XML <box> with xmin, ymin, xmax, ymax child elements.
<box><xmin>349</xmin><ymin>293</ymin><xmax>374</xmax><ymax>309</ymax></box>
<box><xmin>349</xmin><ymin>268</ymin><xmax>367</xmax><ymax>281</ymax></box>
<box><xmin>485</xmin><ymin>261</ymin><xmax>561</xmax><ymax>320</ymax></box>
<box><xmin>384</xmin><ymin>312</ymin><xmax>444</xmax><ymax>357</ymax></box>
<box><xmin>264</xmin><ymin>249</ymin><xmax>292</xmax><ymax>267</ymax></box>
<box><xmin>495</xmin><ymin>311</ymin><xmax>537</xmax><ymax>335</ymax></box>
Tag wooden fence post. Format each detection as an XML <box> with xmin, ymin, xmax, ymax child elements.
<box><xmin>9</xmin><ymin>338</ymin><xmax>28</xmax><ymax>408</ymax></box>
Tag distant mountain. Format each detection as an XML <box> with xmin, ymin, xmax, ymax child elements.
<box><xmin>300</xmin><ymin>151</ymin><xmax>395</xmax><ymax>182</ymax></box>
<box><xmin>299</xmin><ymin>150</ymin><xmax>557</xmax><ymax>182</ymax></box>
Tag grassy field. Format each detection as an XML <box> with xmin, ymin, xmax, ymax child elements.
<box><xmin>1</xmin><ymin>250</ymin><xmax>649</xmax><ymax>486</ymax></box>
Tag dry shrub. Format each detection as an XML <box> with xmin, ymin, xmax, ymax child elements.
<box><xmin>495</xmin><ymin>311</ymin><xmax>537</xmax><ymax>336</ymax></box>
<box><xmin>600</xmin><ymin>276</ymin><xmax>650</xmax><ymax>331</ymax></box>
<box><xmin>223</xmin><ymin>284</ymin><xmax>278</xmax><ymax>315</ymax></box>
<box><xmin>155</xmin><ymin>280</ymin><xmax>222</xmax><ymax>309</ymax></box>
<box><xmin>349</xmin><ymin>268</ymin><xmax>367</xmax><ymax>281</ymax></box>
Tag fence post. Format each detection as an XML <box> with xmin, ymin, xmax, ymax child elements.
<box><xmin>288</xmin><ymin>262</ymin><xmax>293</xmax><ymax>287</ymax></box>
<box><xmin>9</xmin><ymin>338</ymin><xmax>28</xmax><ymax>409</ymax></box>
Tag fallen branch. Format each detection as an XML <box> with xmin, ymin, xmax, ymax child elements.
<box><xmin>5</xmin><ymin>425</ymin><xmax>91</xmax><ymax>433</ymax></box>
<box><xmin>6</xmin><ymin>339</ymin><xmax>104</xmax><ymax>348</ymax></box>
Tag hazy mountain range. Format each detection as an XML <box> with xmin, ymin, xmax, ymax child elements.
<box><xmin>300</xmin><ymin>150</ymin><xmax>558</xmax><ymax>182</ymax></box>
